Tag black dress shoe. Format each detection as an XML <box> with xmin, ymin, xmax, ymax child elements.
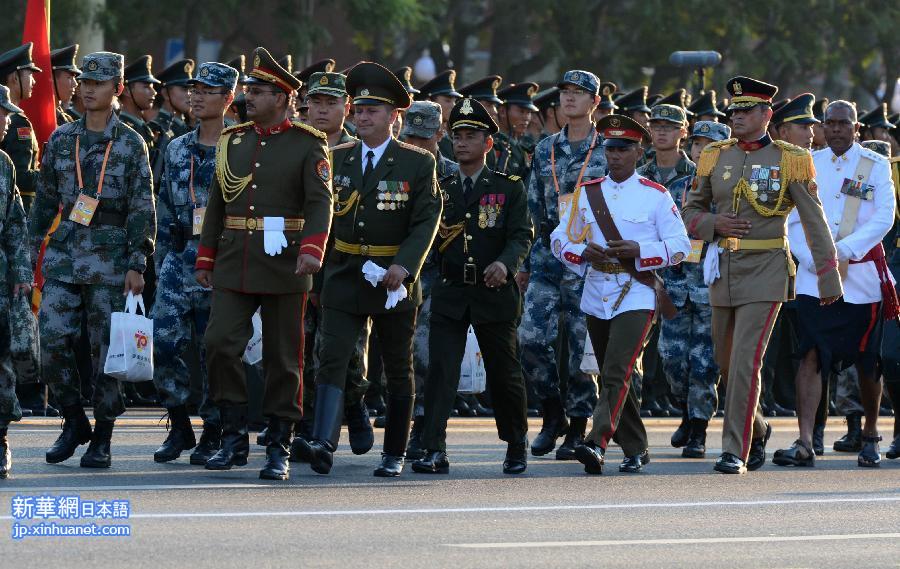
<box><xmin>531</xmin><ymin>397</ymin><xmax>567</xmax><ymax>457</ymax></box>
<box><xmin>619</xmin><ymin>453</ymin><xmax>644</xmax><ymax>473</ymax></box>
<box><xmin>503</xmin><ymin>440</ymin><xmax>527</xmax><ymax>474</ymax></box>
<box><xmin>886</xmin><ymin>433</ymin><xmax>900</xmax><ymax>460</ymax></box>
<box><xmin>20</xmin><ymin>408</ymin><xmax>32</xmax><ymax>418</ymax></box>
<box><xmin>373</xmin><ymin>415</ymin><xmax>387</xmax><ymax>428</ymax></box>
<box><xmin>770</xmin><ymin>403</ymin><xmax>796</xmax><ymax>417</ymax></box>
<box><xmin>645</xmin><ymin>400</ymin><xmax>667</xmax><ymax>418</ymax></box>
<box><xmin>189</xmin><ymin>422</ymin><xmax>222</xmax><ymax>465</ymax></box>
<box><xmin>574</xmin><ymin>442</ymin><xmax>604</xmax><ymax>475</ymax></box>
<box><xmin>671</xmin><ymin>409</ymin><xmax>690</xmax><ymax>448</ymax></box>
<box><xmin>346</xmin><ymin>399</ymin><xmax>375</xmax><ymax>455</ymax></box>
<box><xmin>454</xmin><ymin>396</ymin><xmax>476</xmax><ymax>417</ymax></box>
<box><xmin>81</xmin><ymin>420</ymin><xmax>114</xmax><ymax>468</ymax></box>
<box><xmin>374</xmin><ymin>453</ymin><xmax>405</xmax><ymax>477</ymax></box>
<box><xmin>411</xmin><ymin>450</ymin><xmax>449</xmax><ymax>474</ymax></box>
<box><xmin>555</xmin><ymin>417</ymin><xmax>586</xmax><ymax>461</ymax></box>
<box><xmin>260</xmin><ymin>420</ymin><xmax>294</xmax><ymax>481</ymax></box>
<box><xmin>46</xmin><ymin>405</ymin><xmax>92</xmax><ymax>464</ymax></box>
<box><xmin>153</xmin><ymin>406</ymin><xmax>196</xmax><ymax>463</ymax></box>
<box><xmin>833</xmin><ymin>414</ymin><xmax>863</xmax><ymax>452</ymax></box>
<box><xmin>812</xmin><ymin>424</ymin><xmax>825</xmax><ymax>456</ymax></box>
<box><xmin>0</xmin><ymin>428</ymin><xmax>10</xmax><ymax>479</ymax></box>
<box><xmin>682</xmin><ymin>418</ymin><xmax>707</xmax><ymax>458</ymax></box>
<box><xmin>746</xmin><ymin>422</ymin><xmax>771</xmax><ymax>471</ymax></box>
<box><xmin>714</xmin><ymin>452</ymin><xmax>746</xmax><ymax>474</ymax></box>
<box><xmin>467</xmin><ymin>395</ymin><xmax>493</xmax><ymax>417</ymax></box>
<box><xmin>858</xmin><ymin>435</ymin><xmax>881</xmax><ymax>468</ymax></box>
<box><xmin>772</xmin><ymin>439</ymin><xmax>815</xmax><ymax>467</ymax></box>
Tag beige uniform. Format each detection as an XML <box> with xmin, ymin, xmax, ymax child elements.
<box><xmin>682</xmin><ymin>137</ymin><xmax>842</xmax><ymax>462</ymax></box>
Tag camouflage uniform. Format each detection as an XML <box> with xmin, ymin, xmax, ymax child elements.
<box><xmin>150</xmin><ymin>127</ymin><xmax>219</xmax><ymax>424</ymax></box>
<box><xmin>30</xmin><ymin>111</ymin><xmax>156</xmax><ymax>422</ymax></box>
<box><xmin>520</xmin><ymin>122</ymin><xmax>606</xmax><ymax>418</ymax></box>
<box><xmin>0</xmin><ymin>149</ymin><xmax>31</xmax><ymax>426</ymax></box>
<box><xmin>639</xmin><ymin>154</ymin><xmax>719</xmax><ymax>420</ymax></box>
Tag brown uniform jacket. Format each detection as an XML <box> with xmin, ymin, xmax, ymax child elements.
<box><xmin>682</xmin><ymin>136</ymin><xmax>842</xmax><ymax>306</ymax></box>
<box><xmin>196</xmin><ymin>119</ymin><xmax>333</xmax><ymax>295</ymax></box>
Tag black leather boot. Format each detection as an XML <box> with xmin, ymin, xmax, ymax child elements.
<box><xmin>260</xmin><ymin>419</ymin><xmax>294</xmax><ymax>480</ymax></box>
<box><xmin>80</xmin><ymin>420</ymin><xmax>114</xmax><ymax>468</ymax></box>
<box><xmin>301</xmin><ymin>384</ymin><xmax>344</xmax><ymax>474</ymax></box>
<box><xmin>682</xmin><ymin>418</ymin><xmax>708</xmax><ymax>458</ymax></box>
<box><xmin>205</xmin><ymin>405</ymin><xmax>249</xmax><ymax>470</ymax></box>
<box><xmin>530</xmin><ymin>396</ymin><xmax>567</xmax><ymax>456</ymax></box>
<box><xmin>154</xmin><ymin>405</ymin><xmax>197</xmax><ymax>463</ymax></box>
<box><xmin>833</xmin><ymin>414</ymin><xmax>863</xmax><ymax>452</ymax></box>
<box><xmin>374</xmin><ymin>394</ymin><xmax>414</xmax><ymax>477</ymax></box>
<box><xmin>190</xmin><ymin>422</ymin><xmax>222</xmax><ymax>465</ymax></box>
<box><xmin>406</xmin><ymin>415</ymin><xmax>426</xmax><ymax>460</ymax></box>
<box><xmin>0</xmin><ymin>426</ymin><xmax>10</xmax><ymax>479</ymax></box>
<box><xmin>671</xmin><ymin>406</ymin><xmax>690</xmax><ymax>448</ymax></box>
<box><xmin>289</xmin><ymin>418</ymin><xmax>312</xmax><ymax>463</ymax></box>
<box><xmin>46</xmin><ymin>404</ymin><xmax>92</xmax><ymax>464</ymax></box>
<box><xmin>345</xmin><ymin>397</ymin><xmax>375</xmax><ymax>455</ymax></box>
<box><xmin>574</xmin><ymin>441</ymin><xmax>604</xmax><ymax>475</ymax></box>
<box><xmin>555</xmin><ymin>417</ymin><xmax>586</xmax><ymax>460</ymax></box>
<box><xmin>503</xmin><ymin>438</ymin><xmax>527</xmax><ymax>474</ymax></box>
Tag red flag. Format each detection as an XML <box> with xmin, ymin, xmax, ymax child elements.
<box><xmin>20</xmin><ymin>0</ymin><xmax>56</xmax><ymax>147</ymax></box>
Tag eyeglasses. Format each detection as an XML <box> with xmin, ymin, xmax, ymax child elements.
<box><xmin>246</xmin><ymin>87</ymin><xmax>282</xmax><ymax>97</ymax></box>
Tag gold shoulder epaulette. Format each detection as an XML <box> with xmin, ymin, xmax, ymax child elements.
<box><xmin>773</xmin><ymin>139</ymin><xmax>815</xmax><ymax>183</ymax></box>
<box><xmin>331</xmin><ymin>141</ymin><xmax>357</xmax><ymax>151</ymax></box>
<box><xmin>222</xmin><ymin>121</ymin><xmax>253</xmax><ymax>135</ymax></box>
<box><xmin>494</xmin><ymin>171</ymin><xmax>522</xmax><ymax>182</ymax></box>
<box><xmin>396</xmin><ymin>140</ymin><xmax>433</xmax><ymax>156</ymax></box>
<box><xmin>290</xmin><ymin>120</ymin><xmax>327</xmax><ymax>141</ymax></box>
<box><xmin>696</xmin><ymin>138</ymin><xmax>737</xmax><ymax>177</ymax></box>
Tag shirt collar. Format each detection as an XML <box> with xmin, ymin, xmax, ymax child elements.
<box><xmin>254</xmin><ymin>118</ymin><xmax>292</xmax><ymax>136</ymax></box>
<box><xmin>737</xmin><ymin>133</ymin><xmax>772</xmax><ymax>152</ymax></box>
<box><xmin>361</xmin><ymin>136</ymin><xmax>392</xmax><ymax>169</ymax></box>
<box><xmin>829</xmin><ymin>142</ymin><xmax>859</xmax><ymax>162</ymax></box>
<box><xmin>459</xmin><ymin>166</ymin><xmax>485</xmax><ymax>188</ymax></box>
<box><xmin>606</xmin><ymin>170</ymin><xmax>639</xmax><ymax>187</ymax></box>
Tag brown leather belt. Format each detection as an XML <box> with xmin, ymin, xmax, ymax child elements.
<box><xmin>224</xmin><ymin>216</ymin><xmax>304</xmax><ymax>231</ymax></box>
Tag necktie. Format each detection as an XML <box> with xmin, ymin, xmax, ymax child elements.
<box><xmin>363</xmin><ymin>150</ymin><xmax>375</xmax><ymax>184</ymax></box>
<box><xmin>464</xmin><ymin>177</ymin><xmax>474</xmax><ymax>200</ymax></box>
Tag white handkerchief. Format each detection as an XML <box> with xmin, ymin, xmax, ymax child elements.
<box><xmin>362</xmin><ymin>260</ymin><xmax>387</xmax><ymax>287</ymax></box>
<box><xmin>703</xmin><ymin>246</ymin><xmax>721</xmax><ymax>286</ymax></box>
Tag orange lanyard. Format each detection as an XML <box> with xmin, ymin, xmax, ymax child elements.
<box><xmin>189</xmin><ymin>155</ymin><xmax>197</xmax><ymax>206</ymax></box>
<box><xmin>550</xmin><ymin>130</ymin><xmax>598</xmax><ymax>195</ymax></box>
<box><xmin>75</xmin><ymin>136</ymin><xmax>113</xmax><ymax>197</ymax></box>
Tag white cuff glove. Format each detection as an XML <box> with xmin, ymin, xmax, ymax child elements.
<box><xmin>361</xmin><ymin>260</ymin><xmax>408</xmax><ymax>309</ymax></box>
<box><xmin>263</xmin><ymin>217</ymin><xmax>288</xmax><ymax>256</ymax></box>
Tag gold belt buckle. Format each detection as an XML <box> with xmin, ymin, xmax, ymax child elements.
<box><xmin>724</xmin><ymin>237</ymin><xmax>740</xmax><ymax>252</ymax></box>
<box><xmin>246</xmin><ymin>218</ymin><xmax>258</xmax><ymax>230</ymax></box>
<box><xmin>359</xmin><ymin>244</ymin><xmax>370</xmax><ymax>256</ymax></box>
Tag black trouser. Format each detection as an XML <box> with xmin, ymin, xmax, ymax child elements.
<box><xmin>421</xmin><ymin>310</ymin><xmax>528</xmax><ymax>452</ymax></box>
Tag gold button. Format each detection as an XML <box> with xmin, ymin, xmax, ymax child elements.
<box><xmin>359</xmin><ymin>237</ymin><xmax>364</xmax><ymax>242</ymax></box>
<box><xmin>359</xmin><ymin>205</ymin><xmax>365</xmax><ymax>210</ymax></box>
<box><xmin>603</xmin><ymin>297</ymin><xmax>608</xmax><ymax>302</ymax></box>
<box><xmin>468</xmin><ymin>257</ymin><xmax>474</xmax><ymax>262</ymax></box>
<box><xmin>466</xmin><ymin>235</ymin><xmax>473</xmax><ymax>240</ymax></box>
<box><xmin>465</xmin><ymin>213</ymin><xmax>471</xmax><ymax>219</ymax></box>
<box><xmin>248</xmin><ymin>230</ymin><xmax>253</xmax><ymax>235</ymax></box>
<box><xmin>260</xmin><ymin>141</ymin><xmax>266</xmax><ymax>146</ymax></box>
<box><xmin>252</xmin><ymin>184</ymin><xmax>258</xmax><ymax>189</ymax></box>
<box><xmin>358</xmin><ymin>222</ymin><xmax>365</xmax><ymax>227</ymax></box>
<box><xmin>249</xmin><ymin>205</ymin><xmax>255</xmax><ymax>210</ymax></box>
<box><xmin>255</xmin><ymin>162</ymin><xmax>261</xmax><ymax>167</ymax></box>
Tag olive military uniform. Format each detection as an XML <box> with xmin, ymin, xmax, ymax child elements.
<box><xmin>0</xmin><ymin>43</ymin><xmax>42</xmax><ymax>213</ymax></box>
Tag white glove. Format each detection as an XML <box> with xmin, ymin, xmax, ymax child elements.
<box><xmin>361</xmin><ymin>260</ymin><xmax>407</xmax><ymax>309</ymax></box>
<box><xmin>385</xmin><ymin>285</ymin><xmax>408</xmax><ymax>309</ymax></box>
<box><xmin>702</xmin><ymin>246</ymin><xmax>721</xmax><ymax>286</ymax></box>
<box><xmin>263</xmin><ymin>217</ymin><xmax>288</xmax><ymax>256</ymax></box>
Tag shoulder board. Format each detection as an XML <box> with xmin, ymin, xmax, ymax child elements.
<box><xmin>772</xmin><ymin>139</ymin><xmax>810</xmax><ymax>156</ymax></box>
<box><xmin>639</xmin><ymin>177</ymin><xmax>667</xmax><ymax>193</ymax></box>
<box><xmin>703</xmin><ymin>138</ymin><xmax>737</xmax><ymax>152</ymax></box>
<box><xmin>221</xmin><ymin>121</ymin><xmax>253</xmax><ymax>135</ymax></box>
<box><xmin>696</xmin><ymin>138</ymin><xmax>737</xmax><ymax>177</ymax></box>
<box><xmin>331</xmin><ymin>141</ymin><xmax>357</xmax><ymax>151</ymax></box>
<box><xmin>580</xmin><ymin>176</ymin><xmax>605</xmax><ymax>187</ymax></box>
<box><xmin>290</xmin><ymin>120</ymin><xmax>327</xmax><ymax>141</ymax></box>
<box><xmin>493</xmin><ymin>170</ymin><xmax>522</xmax><ymax>182</ymax></box>
<box><xmin>396</xmin><ymin>140</ymin><xmax>433</xmax><ymax>156</ymax></box>
<box><xmin>859</xmin><ymin>146</ymin><xmax>888</xmax><ymax>163</ymax></box>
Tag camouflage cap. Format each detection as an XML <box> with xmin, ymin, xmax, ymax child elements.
<box><xmin>78</xmin><ymin>51</ymin><xmax>124</xmax><ymax>82</ymax></box>
<box><xmin>557</xmin><ymin>70</ymin><xmax>600</xmax><ymax>96</ymax></box>
<box><xmin>400</xmin><ymin>100</ymin><xmax>442</xmax><ymax>139</ymax></box>
<box><xmin>691</xmin><ymin>120</ymin><xmax>731</xmax><ymax>142</ymax></box>
<box><xmin>307</xmin><ymin>71</ymin><xmax>348</xmax><ymax>98</ymax></box>
<box><xmin>190</xmin><ymin>62</ymin><xmax>239</xmax><ymax>91</ymax></box>
<box><xmin>0</xmin><ymin>84</ymin><xmax>23</xmax><ymax>113</ymax></box>
<box><xmin>650</xmin><ymin>103</ymin><xmax>686</xmax><ymax>125</ymax></box>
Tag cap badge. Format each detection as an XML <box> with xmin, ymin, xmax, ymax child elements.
<box><xmin>460</xmin><ymin>98</ymin><xmax>474</xmax><ymax>115</ymax></box>
<box><xmin>660</xmin><ymin>108</ymin><xmax>669</xmax><ymax>117</ymax></box>
<box><xmin>403</xmin><ymin>68</ymin><xmax>411</xmax><ymax>81</ymax></box>
<box><xmin>200</xmin><ymin>67</ymin><xmax>210</xmax><ymax>77</ymax></box>
<box><xmin>527</xmin><ymin>85</ymin><xmax>537</xmax><ymax>96</ymax></box>
<box><xmin>319</xmin><ymin>75</ymin><xmax>328</xmax><ymax>85</ymax></box>
<box><xmin>609</xmin><ymin>117</ymin><xmax>620</xmax><ymax>127</ymax></box>
<box><xmin>602</xmin><ymin>85</ymin><xmax>611</xmax><ymax>95</ymax></box>
<box><xmin>571</xmin><ymin>72</ymin><xmax>581</xmax><ymax>81</ymax></box>
<box><xmin>700</xmin><ymin>124</ymin><xmax>710</xmax><ymax>133</ymax></box>
<box><xmin>360</xmin><ymin>88</ymin><xmax>369</xmax><ymax>97</ymax></box>
<box><xmin>413</xmin><ymin>115</ymin><xmax>423</xmax><ymax>126</ymax></box>
<box><xmin>253</xmin><ymin>55</ymin><xmax>261</xmax><ymax>68</ymax></box>
<box><xmin>87</xmin><ymin>60</ymin><xmax>98</xmax><ymax>71</ymax></box>
<box><xmin>492</xmin><ymin>78</ymin><xmax>501</xmax><ymax>90</ymax></box>
<box><xmin>184</xmin><ymin>62</ymin><xmax>194</xmax><ymax>73</ymax></box>
<box><xmin>732</xmin><ymin>81</ymin><xmax>742</xmax><ymax>95</ymax></box>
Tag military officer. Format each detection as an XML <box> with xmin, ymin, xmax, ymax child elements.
<box><xmin>299</xmin><ymin>61</ymin><xmax>441</xmax><ymax>478</ymax></box>
<box><xmin>194</xmin><ymin>47</ymin><xmax>332</xmax><ymax>481</ymax></box>
<box><xmin>859</xmin><ymin>103</ymin><xmax>895</xmax><ymax>144</ymax></box>
<box><xmin>495</xmin><ymin>82</ymin><xmax>538</xmax><ymax>178</ymax></box>
<box><xmin>150</xmin><ymin>62</ymin><xmax>239</xmax><ymax>466</ymax></box>
<box><xmin>0</xmin><ymin>86</ymin><xmax>33</xmax><ymax>479</ymax></box>
<box><xmin>518</xmin><ymin>70</ymin><xmax>606</xmax><ymax>460</ymax></box>
<box><xmin>295</xmin><ymin>59</ymin><xmax>336</xmax><ymax>106</ymax></box>
<box><xmin>152</xmin><ymin>59</ymin><xmax>195</xmax><ymax>138</ymax></box>
<box><xmin>811</xmin><ymin>98</ymin><xmax>829</xmax><ymax>151</ymax></box>
<box><xmin>31</xmin><ymin>51</ymin><xmax>156</xmax><ymax>469</ymax></box>
<box><xmin>552</xmin><ymin>114</ymin><xmax>691</xmax><ymax>474</ymax></box>
<box><xmin>682</xmin><ymin>76</ymin><xmax>842</xmax><ymax>474</ymax></box>
<box><xmin>615</xmin><ymin>86</ymin><xmax>652</xmax><ymax>129</ymax></box>
<box><xmin>416</xmin><ymin>69</ymin><xmax>463</xmax><ymax>160</ymax></box>
<box><xmin>118</xmin><ymin>55</ymin><xmax>158</xmax><ymax>147</ymax></box>
<box><xmin>591</xmin><ymin>82</ymin><xmax>618</xmax><ymax>122</ymax></box>
<box><xmin>459</xmin><ymin>75</ymin><xmax>504</xmax><ymax>124</ymax></box>
<box><xmin>775</xmin><ymin>100</ymin><xmax>895</xmax><ymax>468</ymax></box>
<box><xmin>412</xmin><ymin>97</ymin><xmax>533</xmax><ymax>475</ymax></box>
<box><xmin>533</xmin><ymin>87</ymin><xmax>562</xmax><ymax>139</ymax></box>
<box><xmin>687</xmin><ymin>91</ymin><xmax>726</xmax><ymax>124</ymax></box>
<box><xmin>306</xmin><ymin>71</ymin><xmax>355</xmax><ymax>147</ymax></box>
<box><xmin>51</xmin><ymin>44</ymin><xmax>81</xmax><ymax>124</ymax></box>
<box><xmin>772</xmin><ymin>93</ymin><xmax>819</xmax><ymax>149</ymax></box>
<box><xmin>0</xmin><ymin>43</ymin><xmax>42</xmax><ymax>212</ymax></box>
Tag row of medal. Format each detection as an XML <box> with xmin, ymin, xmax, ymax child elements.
<box><xmin>377</xmin><ymin>181</ymin><xmax>411</xmax><ymax>210</ymax></box>
<box><xmin>477</xmin><ymin>194</ymin><xmax>506</xmax><ymax>229</ymax></box>
<box><xmin>748</xmin><ymin>164</ymin><xmax>781</xmax><ymax>202</ymax></box>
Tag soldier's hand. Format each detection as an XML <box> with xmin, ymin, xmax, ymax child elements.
<box><xmin>195</xmin><ymin>270</ymin><xmax>213</xmax><ymax>289</ymax></box>
<box><xmin>605</xmin><ymin>240</ymin><xmax>641</xmax><ymax>259</ymax></box>
<box><xmin>383</xmin><ymin>264</ymin><xmax>408</xmax><ymax>291</ymax></box>
<box><xmin>514</xmin><ymin>271</ymin><xmax>530</xmax><ymax>292</ymax></box>
<box><xmin>296</xmin><ymin>253</ymin><xmax>322</xmax><ymax>276</ymax></box>
<box><xmin>483</xmin><ymin>261</ymin><xmax>508</xmax><ymax>288</ymax></box>
<box><xmin>123</xmin><ymin>270</ymin><xmax>145</xmax><ymax>296</ymax></box>
<box><xmin>582</xmin><ymin>243</ymin><xmax>609</xmax><ymax>264</ymax></box>
<box><xmin>714</xmin><ymin>213</ymin><xmax>752</xmax><ymax>237</ymax></box>
<box><xmin>820</xmin><ymin>295</ymin><xmax>841</xmax><ymax>306</ymax></box>
<box><xmin>12</xmin><ymin>283</ymin><xmax>31</xmax><ymax>297</ymax></box>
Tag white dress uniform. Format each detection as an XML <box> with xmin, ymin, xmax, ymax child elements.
<box><xmin>788</xmin><ymin>142</ymin><xmax>896</xmax><ymax>302</ymax></box>
<box><xmin>551</xmin><ymin>172</ymin><xmax>692</xmax><ymax>318</ymax></box>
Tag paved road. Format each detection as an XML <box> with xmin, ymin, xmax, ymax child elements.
<box><xmin>1</xmin><ymin>413</ymin><xmax>898</xmax><ymax>568</ymax></box>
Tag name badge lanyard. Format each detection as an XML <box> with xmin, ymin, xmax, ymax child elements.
<box><xmin>551</xmin><ymin>130</ymin><xmax>598</xmax><ymax>243</ymax></box>
<box><xmin>189</xmin><ymin>155</ymin><xmax>207</xmax><ymax>236</ymax></box>
<box><xmin>75</xmin><ymin>135</ymin><xmax>113</xmax><ymax>197</ymax></box>
<box><xmin>69</xmin><ymin>136</ymin><xmax>113</xmax><ymax>226</ymax></box>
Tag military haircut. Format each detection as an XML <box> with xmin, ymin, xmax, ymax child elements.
<box><xmin>825</xmin><ymin>100</ymin><xmax>858</xmax><ymax>123</ymax></box>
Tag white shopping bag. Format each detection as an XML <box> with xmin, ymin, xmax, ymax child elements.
<box><xmin>457</xmin><ymin>326</ymin><xmax>486</xmax><ymax>394</ymax></box>
<box><xmin>580</xmin><ymin>330</ymin><xmax>600</xmax><ymax>374</ymax></box>
<box><xmin>104</xmin><ymin>293</ymin><xmax>154</xmax><ymax>382</ymax></box>
<box><xmin>243</xmin><ymin>310</ymin><xmax>263</xmax><ymax>365</ymax></box>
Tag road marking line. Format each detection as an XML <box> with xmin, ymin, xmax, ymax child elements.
<box><xmin>447</xmin><ymin>532</ymin><xmax>900</xmax><ymax>549</ymax></box>
<box><xmin>1</xmin><ymin>495</ymin><xmax>898</xmax><ymax>520</ymax></box>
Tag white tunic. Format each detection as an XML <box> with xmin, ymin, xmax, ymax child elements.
<box><xmin>788</xmin><ymin>143</ymin><xmax>895</xmax><ymax>303</ymax></box>
<box><xmin>550</xmin><ymin>172</ymin><xmax>691</xmax><ymax>320</ymax></box>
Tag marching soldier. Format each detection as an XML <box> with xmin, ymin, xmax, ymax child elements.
<box><xmin>496</xmin><ymin>82</ymin><xmax>538</xmax><ymax>178</ymax></box>
<box><xmin>194</xmin><ymin>47</ymin><xmax>332</xmax><ymax>481</ymax></box>
<box><xmin>0</xmin><ymin>85</ymin><xmax>33</xmax><ymax>479</ymax></box>
<box><xmin>416</xmin><ymin>69</ymin><xmax>463</xmax><ymax>160</ymax></box>
<box><xmin>518</xmin><ymin>70</ymin><xmax>606</xmax><ymax>460</ymax></box>
<box><xmin>681</xmin><ymin>76</ymin><xmax>842</xmax><ymax>474</ymax></box>
<box><xmin>51</xmin><ymin>44</ymin><xmax>81</xmax><ymax>124</ymax></box>
<box><xmin>150</xmin><ymin>62</ymin><xmax>239</xmax><ymax>465</ymax></box>
<box><xmin>118</xmin><ymin>55</ymin><xmax>158</xmax><ymax>147</ymax></box>
<box><xmin>0</xmin><ymin>43</ymin><xmax>41</xmax><ymax>212</ymax></box>
<box><xmin>299</xmin><ymin>62</ymin><xmax>441</xmax><ymax>477</ymax></box>
<box><xmin>775</xmin><ymin>101</ymin><xmax>896</xmax><ymax>468</ymax></box>
<box><xmin>31</xmin><ymin>51</ymin><xmax>156</xmax><ymax>469</ymax></box>
<box><xmin>552</xmin><ymin>114</ymin><xmax>691</xmax><ymax>474</ymax></box>
<box><xmin>152</xmin><ymin>59</ymin><xmax>195</xmax><ymax>138</ymax></box>
<box><xmin>412</xmin><ymin>97</ymin><xmax>533</xmax><ymax>475</ymax></box>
